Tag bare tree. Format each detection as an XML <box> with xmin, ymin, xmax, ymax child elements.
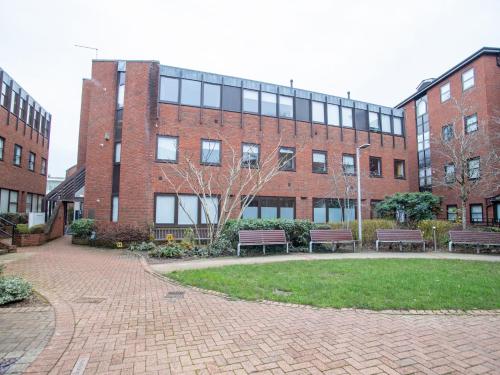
<box><xmin>432</xmin><ymin>97</ymin><xmax>500</xmax><ymax>229</ymax></box>
<box><xmin>328</xmin><ymin>157</ymin><xmax>358</xmax><ymax>228</ymax></box>
<box><xmin>160</xmin><ymin>130</ymin><xmax>304</xmax><ymax>245</ymax></box>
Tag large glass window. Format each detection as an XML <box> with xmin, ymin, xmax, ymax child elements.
<box><xmin>242</xmin><ymin>143</ymin><xmax>259</xmax><ymax>168</ymax></box>
<box><xmin>157</xmin><ymin>136</ymin><xmax>178</xmax><ymax>162</ymax></box>
<box><xmin>470</xmin><ymin>204</ymin><xmax>483</xmax><ymax>223</ymax></box>
<box><xmin>355</xmin><ymin>109</ymin><xmax>368</xmax><ymax>130</ymax></box>
<box><xmin>394</xmin><ymin>160</ymin><xmax>405</xmax><ymax>179</ymax></box>
<box><xmin>341</xmin><ymin>107</ymin><xmax>353</xmax><ymax>127</ymax></box>
<box><xmin>369</xmin><ymin>112</ymin><xmax>380</xmax><ymax>131</ymax></box>
<box><xmin>295</xmin><ymin>98</ymin><xmax>309</xmax><ymax>122</ymax></box>
<box><xmin>342</xmin><ymin>154</ymin><xmax>355</xmax><ymax>175</ymax></box>
<box><xmin>279</xmin><ymin>147</ymin><xmax>295</xmax><ymax>171</ymax></box>
<box><xmin>462</xmin><ymin>68</ymin><xmax>474</xmax><ymax>91</ymax></box>
<box><xmin>201</xmin><ymin>139</ymin><xmax>221</xmax><ymax>165</ymax></box>
<box><xmin>279</xmin><ymin>96</ymin><xmax>293</xmax><ymax>118</ymax></box>
<box><xmin>222</xmin><ymin>86</ymin><xmax>241</xmax><ymax>112</ymax></box>
<box><xmin>327</xmin><ymin>104</ymin><xmax>340</xmax><ymax>126</ymax></box>
<box><xmin>468</xmin><ymin>157</ymin><xmax>480</xmax><ymax>179</ymax></box>
<box><xmin>312</xmin><ymin>101</ymin><xmax>325</xmax><ymax>123</ymax></box>
<box><xmin>312</xmin><ymin>151</ymin><xmax>327</xmax><ymax>173</ymax></box>
<box><xmin>243</xmin><ymin>89</ymin><xmax>259</xmax><ymax>113</ymax></box>
<box><xmin>241</xmin><ymin>196</ymin><xmax>295</xmax><ymax>219</ymax></box>
<box><xmin>13</xmin><ymin>144</ymin><xmax>22</xmax><ymax>166</ymax></box>
<box><xmin>203</xmin><ymin>83</ymin><xmax>220</xmax><ymax>108</ymax></box>
<box><xmin>180</xmin><ymin>79</ymin><xmax>201</xmax><ymax>106</ymax></box>
<box><xmin>160</xmin><ymin>77</ymin><xmax>179</xmax><ymax>102</ymax></box>
<box><xmin>313</xmin><ymin>199</ymin><xmax>356</xmax><ymax>223</ymax></box>
<box><xmin>0</xmin><ymin>137</ymin><xmax>4</xmax><ymax>161</ymax></box>
<box><xmin>393</xmin><ymin>117</ymin><xmax>403</xmax><ymax>135</ymax></box>
<box><xmin>28</xmin><ymin>152</ymin><xmax>35</xmax><ymax>171</ymax></box>
<box><xmin>261</xmin><ymin>92</ymin><xmax>276</xmax><ymax>116</ymax></box>
<box><xmin>178</xmin><ymin>195</ymin><xmax>198</xmax><ymax>225</ymax></box>
<box><xmin>465</xmin><ymin>114</ymin><xmax>478</xmax><ymax>133</ymax></box>
<box><xmin>369</xmin><ymin>156</ymin><xmax>382</xmax><ymax>177</ymax></box>
<box><xmin>155</xmin><ymin>195</ymin><xmax>175</xmax><ymax>224</ymax></box>
<box><xmin>381</xmin><ymin>114</ymin><xmax>391</xmax><ymax>133</ymax></box>
<box><xmin>440</xmin><ymin>82</ymin><xmax>450</xmax><ymax>102</ymax></box>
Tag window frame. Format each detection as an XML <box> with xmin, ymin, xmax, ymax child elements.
<box><xmin>278</xmin><ymin>146</ymin><xmax>296</xmax><ymax>172</ymax></box>
<box><xmin>394</xmin><ymin>159</ymin><xmax>406</xmax><ymax>180</ymax></box>
<box><xmin>369</xmin><ymin>156</ymin><xmax>382</xmax><ymax>178</ymax></box>
<box><xmin>464</xmin><ymin>113</ymin><xmax>478</xmax><ymax>134</ymax></box>
<box><xmin>342</xmin><ymin>153</ymin><xmax>356</xmax><ymax>175</ymax></box>
<box><xmin>467</xmin><ymin>157</ymin><xmax>480</xmax><ymax>180</ymax></box>
<box><xmin>446</xmin><ymin>205</ymin><xmax>457</xmax><ymax>222</ymax></box>
<box><xmin>180</xmin><ymin>79</ymin><xmax>201</xmax><ymax>107</ymax></box>
<box><xmin>13</xmin><ymin>144</ymin><xmax>22</xmax><ymax>167</ymax></box>
<box><xmin>28</xmin><ymin>152</ymin><xmax>36</xmax><ymax>172</ymax></box>
<box><xmin>311</xmin><ymin>101</ymin><xmax>325</xmax><ymax>124</ymax></box>
<box><xmin>202</xmin><ymin>83</ymin><xmax>221</xmax><ymax>109</ymax></box>
<box><xmin>40</xmin><ymin>158</ymin><xmax>47</xmax><ymax>175</ymax></box>
<box><xmin>278</xmin><ymin>95</ymin><xmax>294</xmax><ymax>119</ymax></box>
<box><xmin>469</xmin><ymin>203</ymin><xmax>483</xmax><ymax>223</ymax></box>
<box><xmin>312</xmin><ymin>198</ymin><xmax>357</xmax><ymax>223</ymax></box>
<box><xmin>368</xmin><ymin>112</ymin><xmax>380</xmax><ymax>132</ymax></box>
<box><xmin>154</xmin><ymin>193</ymin><xmax>220</xmax><ymax>226</ymax></box>
<box><xmin>241</xmin><ymin>196</ymin><xmax>296</xmax><ymax>220</ymax></box>
<box><xmin>440</xmin><ymin>82</ymin><xmax>451</xmax><ymax>103</ymax></box>
<box><xmin>442</xmin><ymin>124</ymin><xmax>454</xmax><ymax>142</ymax></box>
<box><xmin>200</xmin><ymin>139</ymin><xmax>222</xmax><ymax>166</ymax></box>
<box><xmin>261</xmin><ymin>92</ymin><xmax>277</xmax><ymax>117</ymax></box>
<box><xmin>241</xmin><ymin>142</ymin><xmax>260</xmax><ymax>169</ymax></box>
<box><xmin>242</xmin><ymin>89</ymin><xmax>259</xmax><ymax>114</ymax></box>
<box><xmin>312</xmin><ymin>150</ymin><xmax>328</xmax><ymax>174</ymax></box>
<box><xmin>444</xmin><ymin>163</ymin><xmax>456</xmax><ymax>183</ymax></box>
<box><xmin>159</xmin><ymin>76</ymin><xmax>180</xmax><ymax>103</ymax></box>
<box><xmin>462</xmin><ymin>68</ymin><xmax>475</xmax><ymax>91</ymax></box>
<box><xmin>156</xmin><ymin>135</ymin><xmax>179</xmax><ymax>163</ymax></box>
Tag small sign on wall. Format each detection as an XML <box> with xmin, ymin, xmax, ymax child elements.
<box><xmin>28</xmin><ymin>212</ymin><xmax>46</xmax><ymax>228</ymax></box>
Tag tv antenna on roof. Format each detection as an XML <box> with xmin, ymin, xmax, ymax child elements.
<box><xmin>74</xmin><ymin>44</ymin><xmax>99</xmax><ymax>59</ymax></box>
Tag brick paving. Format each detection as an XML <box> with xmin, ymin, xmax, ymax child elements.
<box><xmin>4</xmin><ymin>236</ymin><xmax>500</xmax><ymax>374</ymax></box>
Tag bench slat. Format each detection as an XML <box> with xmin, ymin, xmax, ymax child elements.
<box><xmin>310</xmin><ymin>229</ymin><xmax>354</xmax><ymax>242</ymax></box>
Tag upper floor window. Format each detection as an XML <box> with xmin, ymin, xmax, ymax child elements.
<box><xmin>28</xmin><ymin>152</ymin><xmax>35</xmax><ymax>171</ymax></box>
<box><xmin>381</xmin><ymin>114</ymin><xmax>391</xmax><ymax>133</ymax></box>
<box><xmin>243</xmin><ymin>89</ymin><xmax>259</xmax><ymax>113</ymax></box>
<box><xmin>462</xmin><ymin>68</ymin><xmax>474</xmax><ymax>91</ymax></box>
<box><xmin>468</xmin><ymin>157</ymin><xmax>480</xmax><ymax>179</ymax></box>
<box><xmin>117</xmin><ymin>72</ymin><xmax>125</xmax><ymax>109</ymax></box>
<box><xmin>369</xmin><ymin>156</ymin><xmax>382</xmax><ymax>177</ymax></box>
<box><xmin>440</xmin><ymin>82</ymin><xmax>450</xmax><ymax>102</ymax></box>
<box><xmin>13</xmin><ymin>144</ymin><xmax>22</xmax><ymax>166</ymax></box>
<box><xmin>180</xmin><ymin>79</ymin><xmax>201</xmax><ymax>106</ymax></box>
<box><xmin>394</xmin><ymin>159</ymin><xmax>405</xmax><ymax>179</ymax></box>
<box><xmin>19</xmin><ymin>98</ymin><xmax>25</xmax><ymax>120</ymax></box>
<box><xmin>114</xmin><ymin>142</ymin><xmax>121</xmax><ymax>164</ymax></box>
<box><xmin>312</xmin><ymin>101</ymin><xmax>325</xmax><ymax>123</ymax></box>
<box><xmin>312</xmin><ymin>151</ymin><xmax>327</xmax><ymax>173</ymax></box>
<box><xmin>342</xmin><ymin>154</ymin><xmax>355</xmax><ymax>175</ymax></box>
<box><xmin>40</xmin><ymin>158</ymin><xmax>47</xmax><ymax>175</ymax></box>
<box><xmin>327</xmin><ymin>104</ymin><xmax>340</xmax><ymax>126</ymax></box>
<box><xmin>157</xmin><ymin>136</ymin><xmax>178</xmax><ymax>162</ymax></box>
<box><xmin>465</xmin><ymin>113</ymin><xmax>478</xmax><ymax>133</ymax></box>
<box><xmin>0</xmin><ymin>137</ymin><xmax>4</xmax><ymax>161</ymax></box>
<box><xmin>442</xmin><ymin>124</ymin><xmax>454</xmax><ymax>142</ymax></box>
<box><xmin>368</xmin><ymin>112</ymin><xmax>380</xmax><ymax>131</ymax></box>
<box><xmin>242</xmin><ymin>143</ymin><xmax>259</xmax><ymax>168</ymax></box>
<box><xmin>202</xmin><ymin>83</ymin><xmax>220</xmax><ymax>108</ymax></box>
<box><xmin>10</xmin><ymin>90</ymin><xmax>18</xmax><ymax>114</ymax></box>
<box><xmin>445</xmin><ymin>163</ymin><xmax>456</xmax><ymax>183</ymax></box>
<box><xmin>341</xmin><ymin>107</ymin><xmax>353</xmax><ymax>128</ymax></box>
<box><xmin>0</xmin><ymin>82</ymin><xmax>7</xmax><ymax>107</ymax></box>
<box><xmin>279</xmin><ymin>147</ymin><xmax>295</xmax><ymax>171</ymax></box>
<box><xmin>393</xmin><ymin>117</ymin><xmax>403</xmax><ymax>135</ymax></box>
<box><xmin>201</xmin><ymin>139</ymin><xmax>221</xmax><ymax>165</ymax></box>
<box><xmin>111</xmin><ymin>196</ymin><xmax>119</xmax><ymax>222</ymax></box>
<box><xmin>160</xmin><ymin>77</ymin><xmax>179</xmax><ymax>102</ymax></box>
<box><xmin>417</xmin><ymin>100</ymin><xmax>427</xmax><ymax>117</ymax></box>
<box><xmin>279</xmin><ymin>96</ymin><xmax>293</xmax><ymax>118</ymax></box>
<box><xmin>261</xmin><ymin>92</ymin><xmax>276</xmax><ymax>116</ymax></box>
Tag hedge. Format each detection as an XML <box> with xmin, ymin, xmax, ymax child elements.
<box><xmin>417</xmin><ymin>220</ymin><xmax>460</xmax><ymax>247</ymax></box>
<box><xmin>15</xmin><ymin>224</ymin><xmax>46</xmax><ymax>234</ymax></box>
<box><xmin>329</xmin><ymin>219</ymin><xmax>397</xmax><ymax>245</ymax></box>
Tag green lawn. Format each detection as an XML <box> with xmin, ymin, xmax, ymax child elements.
<box><xmin>167</xmin><ymin>259</ymin><xmax>500</xmax><ymax>310</ymax></box>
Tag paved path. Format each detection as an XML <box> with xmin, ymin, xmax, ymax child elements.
<box><xmin>4</xmin><ymin>237</ymin><xmax>500</xmax><ymax>374</ymax></box>
<box><xmin>151</xmin><ymin>251</ymin><xmax>500</xmax><ymax>273</ymax></box>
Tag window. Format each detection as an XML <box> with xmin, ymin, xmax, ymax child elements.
<box><xmin>355</xmin><ymin>109</ymin><xmax>368</xmax><ymax>130</ymax></box>
<box><xmin>462</xmin><ymin>68</ymin><xmax>474</xmax><ymax>91</ymax></box>
<box><xmin>242</xmin><ymin>143</ymin><xmax>259</xmax><ymax>168</ymax></box>
<box><xmin>40</xmin><ymin>158</ymin><xmax>47</xmax><ymax>175</ymax></box>
<box><xmin>180</xmin><ymin>79</ymin><xmax>201</xmax><ymax>106</ymax></box>
<box><xmin>342</xmin><ymin>154</ymin><xmax>355</xmax><ymax>175</ymax></box>
<box><xmin>28</xmin><ymin>152</ymin><xmax>35</xmax><ymax>171</ymax></box>
<box><xmin>0</xmin><ymin>81</ymin><xmax>7</xmax><ymax>107</ymax></box>
<box><xmin>155</xmin><ymin>195</ymin><xmax>175</xmax><ymax>224</ymax></box>
<box><xmin>341</xmin><ymin>107</ymin><xmax>353</xmax><ymax>127</ymax></box>
<box><xmin>369</xmin><ymin>112</ymin><xmax>380</xmax><ymax>131</ymax></box>
<box><xmin>0</xmin><ymin>189</ymin><xmax>19</xmax><ymax>214</ymax></box>
<box><xmin>155</xmin><ymin>195</ymin><xmax>219</xmax><ymax>226</ymax></box>
<box><xmin>465</xmin><ymin>114</ymin><xmax>478</xmax><ymax>133</ymax></box>
<box><xmin>447</xmin><ymin>205</ymin><xmax>457</xmax><ymax>222</ymax></box>
<box><xmin>10</xmin><ymin>90</ymin><xmax>17</xmax><ymax>114</ymax></box>
<box><xmin>8</xmin><ymin>191</ymin><xmax>18</xmax><ymax>213</ymax></box>
<box><xmin>19</xmin><ymin>98</ymin><xmax>25</xmax><ymax>120</ymax></box>
<box><xmin>470</xmin><ymin>204</ymin><xmax>483</xmax><ymax>223</ymax></box>
<box><xmin>394</xmin><ymin>160</ymin><xmax>405</xmax><ymax>179</ymax></box>
<box><xmin>393</xmin><ymin>117</ymin><xmax>403</xmax><ymax>135</ymax></box>
<box><xmin>312</xmin><ymin>101</ymin><xmax>325</xmax><ymax>123</ymax></box>
<box><xmin>312</xmin><ymin>151</ymin><xmax>327</xmax><ymax>173</ymax></box>
<box><xmin>381</xmin><ymin>114</ymin><xmax>391</xmax><ymax>133</ymax></box>
<box><xmin>111</xmin><ymin>196</ymin><xmax>119</xmax><ymax>222</ymax></box>
<box><xmin>442</xmin><ymin>124</ymin><xmax>454</xmax><ymax>141</ymax></box>
<box><xmin>114</xmin><ymin>143</ymin><xmax>121</xmax><ymax>164</ymax></box>
<box><xmin>279</xmin><ymin>96</ymin><xmax>293</xmax><ymax>118</ymax></box>
<box><xmin>117</xmin><ymin>85</ymin><xmax>125</xmax><ymax>108</ymax></box>
<box><xmin>243</xmin><ymin>89</ymin><xmax>259</xmax><ymax>113</ymax></box>
<box><xmin>160</xmin><ymin>77</ymin><xmax>179</xmax><ymax>102</ymax></box>
<box><xmin>369</xmin><ymin>157</ymin><xmax>382</xmax><ymax>177</ymax></box>
<box><xmin>241</xmin><ymin>196</ymin><xmax>295</xmax><ymax>219</ymax></box>
<box><xmin>295</xmin><ymin>98</ymin><xmax>310</xmax><ymax>122</ymax></box>
<box><xmin>440</xmin><ymin>82</ymin><xmax>450</xmax><ymax>102</ymax></box>
<box><xmin>261</xmin><ymin>92</ymin><xmax>277</xmax><ymax>116</ymax></box>
<box><xmin>468</xmin><ymin>157</ymin><xmax>480</xmax><ymax>179</ymax></box>
<box><xmin>313</xmin><ymin>198</ymin><xmax>356</xmax><ymax>223</ymax></box>
<box><xmin>0</xmin><ymin>137</ymin><xmax>4</xmax><ymax>161</ymax></box>
<box><xmin>26</xmin><ymin>193</ymin><xmax>32</xmax><ymax>214</ymax></box>
<box><xmin>13</xmin><ymin>144</ymin><xmax>22</xmax><ymax>166</ymax></box>
<box><xmin>203</xmin><ymin>83</ymin><xmax>220</xmax><ymax>108</ymax></box>
<box><xmin>201</xmin><ymin>196</ymin><xmax>218</xmax><ymax>224</ymax></box>
<box><xmin>222</xmin><ymin>86</ymin><xmax>241</xmax><ymax>112</ymax></box>
<box><xmin>178</xmin><ymin>195</ymin><xmax>198</xmax><ymax>225</ymax></box>
<box><xmin>327</xmin><ymin>104</ymin><xmax>340</xmax><ymax>126</ymax></box>
<box><xmin>201</xmin><ymin>139</ymin><xmax>221</xmax><ymax>165</ymax></box>
<box><xmin>443</xmin><ymin>164</ymin><xmax>455</xmax><ymax>183</ymax></box>
<box><xmin>279</xmin><ymin>147</ymin><xmax>295</xmax><ymax>171</ymax></box>
<box><xmin>157</xmin><ymin>136</ymin><xmax>178</xmax><ymax>162</ymax></box>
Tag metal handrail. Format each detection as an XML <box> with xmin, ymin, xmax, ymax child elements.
<box><xmin>0</xmin><ymin>217</ymin><xmax>17</xmax><ymax>243</ymax></box>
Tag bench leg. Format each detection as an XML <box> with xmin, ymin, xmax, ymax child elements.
<box><xmin>399</xmin><ymin>242</ymin><xmax>403</xmax><ymax>252</ymax></box>
<box><xmin>286</xmin><ymin>243</ymin><xmax>289</xmax><ymax>254</ymax></box>
<box><xmin>309</xmin><ymin>242</ymin><xmax>313</xmax><ymax>253</ymax></box>
<box><xmin>423</xmin><ymin>242</ymin><xmax>426</xmax><ymax>252</ymax></box>
<box><xmin>237</xmin><ymin>244</ymin><xmax>241</xmax><ymax>257</ymax></box>
<box><xmin>353</xmin><ymin>241</ymin><xmax>356</xmax><ymax>252</ymax></box>
<box><xmin>448</xmin><ymin>242</ymin><xmax>453</xmax><ymax>252</ymax></box>
<box><xmin>332</xmin><ymin>242</ymin><xmax>336</xmax><ymax>253</ymax></box>
<box><xmin>263</xmin><ymin>245</ymin><xmax>266</xmax><ymax>255</ymax></box>
<box><xmin>376</xmin><ymin>240</ymin><xmax>379</xmax><ymax>252</ymax></box>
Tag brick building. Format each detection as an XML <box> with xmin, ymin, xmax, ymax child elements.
<box><xmin>398</xmin><ymin>47</ymin><xmax>500</xmax><ymax>225</ymax></box>
<box><xmin>0</xmin><ymin>67</ymin><xmax>51</xmax><ymax>215</ymax></box>
<box><xmin>66</xmin><ymin>60</ymin><xmax>410</xmax><ymax>232</ymax></box>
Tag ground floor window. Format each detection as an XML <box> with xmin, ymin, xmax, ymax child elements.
<box><xmin>241</xmin><ymin>196</ymin><xmax>295</xmax><ymax>219</ymax></box>
<box><xmin>0</xmin><ymin>189</ymin><xmax>18</xmax><ymax>213</ymax></box>
<box><xmin>155</xmin><ymin>194</ymin><xmax>219</xmax><ymax>225</ymax></box>
<box><xmin>26</xmin><ymin>193</ymin><xmax>44</xmax><ymax>213</ymax></box>
<box><xmin>447</xmin><ymin>205</ymin><xmax>457</xmax><ymax>222</ymax></box>
<box><xmin>470</xmin><ymin>204</ymin><xmax>483</xmax><ymax>223</ymax></box>
<box><xmin>313</xmin><ymin>198</ymin><xmax>356</xmax><ymax>223</ymax></box>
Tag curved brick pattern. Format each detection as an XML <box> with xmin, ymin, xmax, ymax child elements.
<box><xmin>5</xmin><ymin>237</ymin><xmax>500</xmax><ymax>374</ymax></box>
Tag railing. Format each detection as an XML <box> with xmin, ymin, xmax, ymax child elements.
<box><xmin>153</xmin><ymin>227</ymin><xmax>215</xmax><ymax>241</ymax></box>
<box><xmin>0</xmin><ymin>217</ymin><xmax>17</xmax><ymax>244</ymax></box>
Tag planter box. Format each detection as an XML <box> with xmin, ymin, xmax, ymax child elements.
<box><xmin>71</xmin><ymin>237</ymin><xmax>90</xmax><ymax>246</ymax></box>
<box><xmin>13</xmin><ymin>233</ymin><xmax>46</xmax><ymax>247</ymax></box>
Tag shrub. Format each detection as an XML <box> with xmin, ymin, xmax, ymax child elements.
<box><xmin>0</xmin><ymin>267</ymin><xmax>32</xmax><ymax>305</ymax></box>
<box><xmin>0</xmin><ymin>213</ymin><xmax>28</xmax><ymax>224</ymax></box>
<box><xmin>93</xmin><ymin>222</ymin><xmax>149</xmax><ymax>247</ymax></box>
<box><xmin>15</xmin><ymin>223</ymin><xmax>46</xmax><ymax>235</ymax></box>
<box><xmin>29</xmin><ymin>224</ymin><xmax>45</xmax><ymax>234</ymax></box>
<box><xmin>70</xmin><ymin>219</ymin><xmax>96</xmax><ymax>239</ymax></box>
<box><xmin>129</xmin><ymin>241</ymin><xmax>156</xmax><ymax>252</ymax></box>
<box><xmin>15</xmin><ymin>224</ymin><xmax>30</xmax><ymax>234</ymax></box>
<box><xmin>206</xmin><ymin>237</ymin><xmax>233</xmax><ymax>257</ymax></box>
<box><xmin>417</xmin><ymin>220</ymin><xmax>459</xmax><ymax>247</ymax></box>
<box><xmin>330</xmin><ymin>219</ymin><xmax>396</xmax><ymax>245</ymax></box>
<box><xmin>148</xmin><ymin>243</ymin><xmax>184</xmax><ymax>258</ymax></box>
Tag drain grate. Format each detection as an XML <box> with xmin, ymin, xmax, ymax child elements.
<box><xmin>73</xmin><ymin>297</ymin><xmax>106</xmax><ymax>304</ymax></box>
<box><xmin>0</xmin><ymin>358</ymin><xmax>18</xmax><ymax>375</ymax></box>
<box><xmin>165</xmin><ymin>291</ymin><xmax>185</xmax><ymax>299</ymax></box>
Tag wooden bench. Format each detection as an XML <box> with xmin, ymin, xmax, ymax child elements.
<box><xmin>237</xmin><ymin>230</ymin><xmax>289</xmax><ymax>256</ymax></box>
<box><xmin>309</xmin><ymin>229</ymin><xmax>356</xmax><ymax>253</ymax></box>
<box><xmin>376</xmin><ymin>229</ymin><xmax>426</xmax><ymax>252</ymax></box>
<box><xmin>448</xmin><ymin>231</ymin><xmax>500</xmax><ymax>253</ymax></box>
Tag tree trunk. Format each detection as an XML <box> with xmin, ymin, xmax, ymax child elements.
<box><xmin>461</xmin><ymin>200</ymin><xmax>467</xmax><ymax>230</ymax></box>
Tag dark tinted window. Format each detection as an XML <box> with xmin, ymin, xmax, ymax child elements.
<box><xmin>295</xmin><ymin>98</ymin><xmax>310</xmax><ymax>122</ymax></box>
<box><xmin>355</xmin><ymin>109</ymin><xmax>368</xmax><ymax>130</ymax></box>
<box><xmin>222</xmin><ymin>86</ymin><xmax>241</xmax><ymax>112</ymax></box>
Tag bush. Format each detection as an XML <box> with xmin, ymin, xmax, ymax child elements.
<box><xmin>129</xmin><ymin>241</ymin><xmax>156</xmax><ymax>252</ymax></box>
<box><xmin>29</xmin><ymin>224</ymin><xmax>45</xmax><ymax>234</ymax></box>
<box><xmin>0</xmin><ymin>266</ymin><xmax>32</xmax><ymax>305</ymax></box>
<box><xmin>93</xmin><ymin>222</ymin><xmax>149</xmax><ymax>247</ymax></box>
<box><xmin>330</xmin><ymin>219</ymin><xmax>396</xmax><ymax>245</ymax></box>
<box><xmin>148</xmin><ymin>243</ymin><xmax>184</xmax><ymax>258</ymax></box>
<box><xmin>70</xmin><ymin>219</ymin><xmax>96</xmax><ymax>239</ymax></box>
<box><xmin>0</xmin><ymin>213</ymin><xmax>28</xmax><ymax>224</ymax></box>
<box><xmin>15</xmin><ymin>224</ymin><xmax>30</xmax><ymax>234</ymax></box>
<box><xmin>417</xmin><ymin>220</ymin><xmax>459</xmax><ymax>247</ymax></box>
<box><xmin>206</xmin><ymin>237</ymin><xmax>233</xmax><ymax>257</ymax></box>
<box><xmin>15</xmin><ymin>223</ymin><xmax>46</xmax><ymax>235</ymax></box>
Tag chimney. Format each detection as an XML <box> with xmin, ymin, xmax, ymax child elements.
<box><xmin>347</xmin><ymin>91</ymin><xmax>351</xmax><ymax>99</ymax></box>
<box><xmin>290</xmin><ymin>79</ymin><xmax>294</xmax><ymax>88</ymax></box>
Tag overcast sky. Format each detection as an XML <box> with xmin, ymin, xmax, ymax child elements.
<box><xmin>1</xmin><ymin>0</ymin><xmax>498</xmax><ymax>177</ymax></box>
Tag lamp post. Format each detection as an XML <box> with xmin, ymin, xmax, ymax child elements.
<box><xmin>356</xmin><ymin>143</ymin><xmax>370</xmax><ymax>247</ymax></box>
